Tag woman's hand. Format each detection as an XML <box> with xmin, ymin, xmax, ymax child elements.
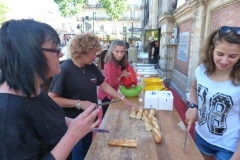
<box><xmin>122</xmin><ymin>98</ymin><xmax>138</xmax><ymax>112</ymax></box>
<box><xmin>51</xmin><ymin>104</ymin><xmax>100</xmax><ymax>159</ymax></box>
<box><xmin>185</xmin><ymin>108</ymin><xmax>198</xmax><ymax>131</ymax></box>
<box><xmin>121</xmin><ymin>70</ymin><xmax>131</xmax><ymax>78</ymax></box>
<box><xmin>67</xmin><ymin>104</ymin><xmax>100</xmax><ymax>141</ymax></box>
<box><xmin>230</xmin><ymin>140</ymin><xmax>240</xmax><ymax>160</ymax></box>
<box><xmin>79</xmin><ymin>101</ymin><xmax>95</xmax><ymax>110</ymax></box>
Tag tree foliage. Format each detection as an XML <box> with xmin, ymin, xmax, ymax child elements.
<box><xmin>54</xmin><ymin>0</ymin><xmax>88</xmax><ymax>17</ymax></box>
<box><xmin>99</xmin><ymin>0</ymin><xmax>127</xmax><ymax>20</ymax></box>
<box><xmin>54</xmin><ymin>0</ymin><xmax>127</xmax><ymax>20</ymax></box>
<box><xmin>0</xmin><ymin>1</ymin><xmax>9</xmax><ymax>26</ymax></box>
<box><xmin>146</xmin><ymin>30</ymin><xmax>159</xmax><ymax>40</ymax></box>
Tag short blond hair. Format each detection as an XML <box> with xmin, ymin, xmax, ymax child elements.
<box><xmin>70</xmin><ymin>32</ymin><xmax>102</xmax><ymax>59</ymax></box>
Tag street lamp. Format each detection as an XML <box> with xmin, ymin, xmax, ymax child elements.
<box><xmin>82</xmin><ymin>17</ymin><xmax>85</xmax><ymax>33</ymax></box>
<box><xmin>93</xmin><ymin>12</ymin><xmax>96</xmax><ymax>33</ymax></box>
<box><xmin>131</xmin><ymin>5</ymin><xmax>134</xmax><ymax>39</ymax></box>
<box><xmin>131</xmin><ymin>18</ymin><xmax>133</xmax><ymax>39</ymax></box>
<box><xmin>123</xmin><ymin>26</ymin><xmax>127</xmax><ymax>41</ymax></box>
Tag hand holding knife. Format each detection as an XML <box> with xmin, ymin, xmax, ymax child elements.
<box><xmin>183</xmin><ymin>121</ymin><xmax>191</xmax><ymax>153</ymax></box>
<box><xmin>97</xmin><ymin>99</ymin><xmax>121</xmax><ymax>108</ymax></box>
<box><xmin>91</xmin><ymin>128</ymin><xmax>110</xmax><ymax>133</ymax></box>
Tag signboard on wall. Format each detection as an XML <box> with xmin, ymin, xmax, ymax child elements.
<box><xmin>177</xmin><ymin>32</ymin><xmax>189</xmax><ymax>62</ymax></box>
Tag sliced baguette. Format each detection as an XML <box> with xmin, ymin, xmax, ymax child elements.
<box><xmin>152</xmin><ymin>127</ymin><xmax>161</xmax><ymax>144</ymax></box>
<box><xmin>136</xmin><ymin>108</ymin><xmax>144</xmax><ymax>119</ymax></box>
<box><xmin>129</xmin><ymin>108</ymin><xmax>138</xmax><ymax>119</ymax></box>
<box><xmin>108</xmin><ymin>139</ymin><xmax>137</xmax><ymax>148</ymax></box>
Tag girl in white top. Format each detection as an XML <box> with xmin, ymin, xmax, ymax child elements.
<box><xmin>185</xmin><ymin>26</ymin><xmax>240</xmax><ymax>160</ymax></box>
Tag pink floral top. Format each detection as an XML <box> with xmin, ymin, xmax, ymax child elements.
<box><xmin>97</xmin><ymin>61</ymin><xmax>128</xmax><ymax>100</ymax></box>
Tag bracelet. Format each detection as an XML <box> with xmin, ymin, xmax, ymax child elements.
<box><xmin>76</xmin><ymin>99</ymin><xmax>81</xmax><ymax>110</ymax></box>
<box><xmin>120</xmin><ymin>95</ymin><xmax>125</xmax><ymax>100</ymax></box>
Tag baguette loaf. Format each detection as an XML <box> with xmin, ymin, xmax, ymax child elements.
<box><xmin>129</xmin><ymin>108</ymin><xmax>138</xmax><ymax>119</ymax></box>
<box><xmin>144</xmin><ymin>116</ymin><xmax>153</xmax><ymax>131</ymax></box>
<box><xmin>108</xmin><ymin>139</ymin><xmax>137</xmax><ymax>148</ymax></box>
<box><xmin>142</xmin><ymin>110</ymin><xmax>149</xmax><ymax>120</ymax></box>
<box><xmin>136</xmin><ymin>108</ymin><xmax>144</xmax><ymax>119</ymax></box>
<box><xmin>149</xmin><ymin>109</ymin><xmax>156</xmax><ymax>118</ymax></box>
<box><xmin>150</xmin><ymin>116</ymin><xmax>157</xmax><ymax>123</ymax></box>
<box><xmin>152</xmin><ymin>120</ymin><xmax>159</xmax><ymax>129</ymax></box>
<box><xmin>152</xmin><ymin>127</ymin><xmax>161</xmax><ymax>144</ymax></box>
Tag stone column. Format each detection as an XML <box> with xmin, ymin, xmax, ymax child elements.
<box><xmin>158</xmin><ymin>12</ymin><xmax>176</xmax><ymax>81</ymax></box>
<box><xmin>186</xmin><ymin>4</ymin><xmax>207</xmax><ymax>91</ymax></box>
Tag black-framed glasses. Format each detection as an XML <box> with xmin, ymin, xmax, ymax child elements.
<box><xmin>41</xmin><ymin>48</ymin><xmax>61</xmax><ymax>56</ymax></box>
<box><xmin>219</xmin><ymin>26</ymin><xmax>240</xmax><ymax>36</ymax></box>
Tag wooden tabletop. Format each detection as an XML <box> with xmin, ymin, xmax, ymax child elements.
<box><xmin>85</xmin><ymin>97</ymin><xmax>204</xmax><ymax>160</ymax></box>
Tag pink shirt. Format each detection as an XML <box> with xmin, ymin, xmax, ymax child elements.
<box><xmin>97</xmin><ymin>61</ymin><xmax>128</xmax><ymax>100</ymax></box>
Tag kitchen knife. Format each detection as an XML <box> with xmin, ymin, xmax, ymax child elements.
<box><xmin>183</xmin><ymin>129</ymin><xmax>189</xmax><ymax>152</ymax></box>
<box><xmin>91</xmin><ymin>128</ymin><xmax>110</xmax><ymax>133</ymax></box>
<box><xmin>97</xmin><ymin>99</ymin><xmax>121</xmax><ymax>107</ymax></box>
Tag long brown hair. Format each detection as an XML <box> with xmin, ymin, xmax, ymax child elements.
<box><xmin>200</xmin><ymin>27</ymin><xmax>240</xmax><ymax>85</ymax></box>
<box><xmin>104</xmin><ymin>40</ymin><xmax>128</xmax><ymax>69</ymax></box>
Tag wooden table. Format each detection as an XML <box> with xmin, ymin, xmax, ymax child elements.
<box><xmin>85</xmin><ymin>97</ymin><xmax>204</xmax><ymax>160</ymax></box>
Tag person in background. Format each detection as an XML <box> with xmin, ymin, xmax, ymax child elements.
<box><xmin>107</xmin><ymin>40</ymin><xmax>112</xmax><ymax>49</ymax></box>
<box><xmin>99</xmin><ymin>37</ymin><xmax>104</xmax><ymax>50</ymax></box>
<box><xmin>185</xmin><ymin>26</ymin><xmax>240</xmax><ymax>160</ymax></box>
<box><xmin>145</xmin><ymin>39</ymin><xmax>151</xmax><ymax>53</ymax></box>
<box><xmin>97</xmin><ymin>40</ymin><xmax>137</xmax><ymax>118</ymax></box>
<box><xmin>48</xmin><ymin>33</ymin><xmax>137</xmax><ymax>160</ymax></box>
<box><xmin>149</xmin><ymin>36</ymin><xmax>159</xmax><ymax>67</ymax></box>
<box><xmin>60</xmin><ymin>44</ymin><xmax>68</xmax><ymax>61</ymax></box>
<box><xmin>0</xmin><ymin>19</ymin><xmax>99</xmax><ymax>160</ymax></box>
<box><xmin>125</xmin><ymin>38</ymin><xmax>133</xmax><ymax>58</ymax></box>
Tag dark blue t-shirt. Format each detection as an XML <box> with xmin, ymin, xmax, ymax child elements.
<box><xmin>49</xmin><ymin>59</ymin><xmax>105</xmax><ymax>118</ymax></box>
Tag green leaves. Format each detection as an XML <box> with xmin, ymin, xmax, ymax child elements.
<box><xmin>99</xmin><ymin>0</ymin><xmax>127</xmax><ymax>20</ymax></box>
<box><xmin>0</xmin><ymin>1</ymin><xmax>9</xmax><ymax>26</ymax></box>
<box><xmin>54</xmin><ymin>0</ymin><xmax>87</xmax><ymax>17</ymax></box>
<box><xmin>54</xmin><ymin>0</ymin><xmax>127</xmax><ymax>19</ymax></box>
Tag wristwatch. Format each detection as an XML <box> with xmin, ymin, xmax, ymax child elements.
<box><xmin>76</xmin><ymin>99</ymin><xmax>81</xmax><ymax>110</ymax></box>
<box><xmin>188</xmin><ymin>103</ymin><xmax>198</xmax><ymax>109</ymax></box>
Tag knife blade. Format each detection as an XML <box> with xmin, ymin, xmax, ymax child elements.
<box><xmin>97</xmin><ymin>99</ymin><xmax>121</xmax><ymax>107</ymax></box>
<box><xmin>183</xmin><ymin>130</ymin><xmax>189</xmax><ymax>152</ymax></box>
<box><xmin>91</xmin><ymin>128</ymin><xmax>110</xmax><ymax>133</ymax></box>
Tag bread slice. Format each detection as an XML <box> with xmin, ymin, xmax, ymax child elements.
<box><xmin>108</xmin><ymin>139</ymin><xmax>137</xmax><ymax>148</ymax></box>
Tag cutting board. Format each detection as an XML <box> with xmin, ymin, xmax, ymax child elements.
<box><xmin>85</xmin><ymin>98</ymin><xmax>203</xmax><ymax>160</ymax></box>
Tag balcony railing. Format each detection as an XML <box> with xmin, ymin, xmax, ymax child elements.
<box><xmin>84</xmin><ymin>3</ymin><xmax>103</xmax><ymax>8</ymax></box>
<box><xmin>121</xmin><ymin>17</ymin><xmax>142</xmax><ymax>21</ymax></box>
<box><xmin>78</xmin><ymin>16</ymin><xmax>142</xmax><ymax>21</ymax></box>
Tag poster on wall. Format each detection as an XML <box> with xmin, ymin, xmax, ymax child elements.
<box><xmin>177</xmin><ymin>32</ymin><xmax>189</xmax><ymax>62</ymax></box>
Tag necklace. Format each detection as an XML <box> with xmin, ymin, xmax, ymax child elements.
<box><xmin>79</xmin><ymin>66</ymin><xmax>85</xmax><ymax>73</ymax></box>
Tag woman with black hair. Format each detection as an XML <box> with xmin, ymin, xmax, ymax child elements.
<box><xmin>0</xmin><ymin>19</ymin><xmax>100</xmax><ymax>160</ymax></box>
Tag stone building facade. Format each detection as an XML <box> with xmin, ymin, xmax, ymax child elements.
<box><xmin>143</xmin><ymin>0</ymin><xmax>240</xmax><ymax>98</ymax></box>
